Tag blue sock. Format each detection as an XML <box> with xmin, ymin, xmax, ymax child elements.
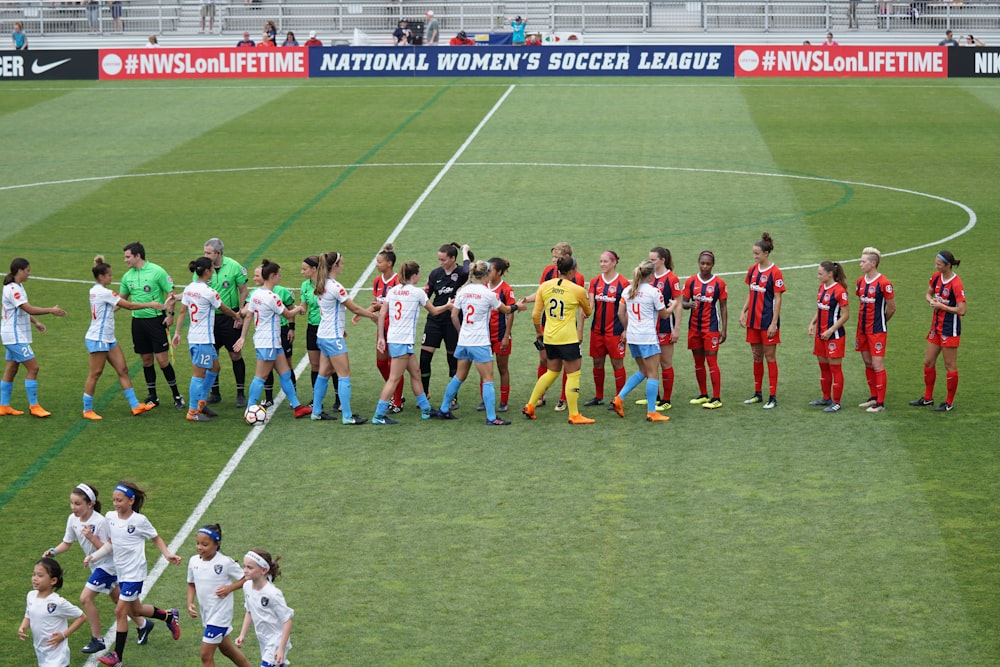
<box><xmin>645</xmin><ymin>378</ymin><xmax>658</xmax><ymax>408</ymax></box>
<box><xmin>1</xmin><ymin>380</ymin><xmax>11</xmax><ymax>405</ymax></box>
<box><xmin>482</xmin><ymin>381</ymin><xmax>496</xmax><ymax>421</ymax></box>
<box><xmin>278</xmin><ymin>371</ymin><xmax>299</xmax><ymax>408</ymax></box>
<box><xmin>123</xmin><ymin>387</ymin><xmax>139</xmax><ymax>410</ymax></box>
<box><xmin>248</xmin><ymin>376</ymin><xmax>265</xmax><ymax>406</ymax></box>
<box><xmin>25</xmin><ymin>379</ymin><xmax>38</xmax><ymax>405</ymax></box>
<box><xmin>312</xmin><ymin>377</ymin><xmax>329</xmax><ymax>417</ymax></box>
<box><xmin>189</xmin><ymin>377</ymin><xmax>202</xmax><ymax>407</ymax></box>
<box><xmin>440</xmin><ymin>376</ymin><xmax>463</xmax><ymax>412</ymax></box>
<box><xmin>619</xmin><ymin>371</ymin><xmax>645</xmax><ymax>398</ymax></box>
<box><xmin>375</xmin><ymin>399</ymin><xmax>390</xmax><ymax>419</ymax></box>
<box><xmin>83</xmin><ymin>393</ymin><xmax>94</xmax><ymax>412</ymax></box>
<box><xmin>204</xmin><ymin>371</ymin><xmax>218</xmax><ymax>403</ymax></box>
<box><xmin>338</xmin><ymin>377</ymin><xmax>353</xmax><ymax>419</ymax></box>
<box><xmin>416</xmin><ymin>393</ymin><xmax>431</xmax><ymax>412</ymax></box>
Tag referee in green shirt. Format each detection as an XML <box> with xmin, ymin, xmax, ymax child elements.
<box><xmin>202</xmin><ymin>238</ymin><xmax>249</xmax><ymax>406</ymax></box>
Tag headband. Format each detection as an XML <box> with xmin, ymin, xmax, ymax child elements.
<box><xmin>245</xmin><ymin>551</ymin><xmax>270</xmax><ymax>571</ymax></box>
<box><xmin>936</xmin><ymin>253</ymin><xmax>950</xmax><ymax>264</ymax></box>
<box><xmin>303</xmin><ymin>257</ymin><xmax>318</xmax><ymax>268</ymax></box>
<box><xmin>699</xmin><ymin>250</ymin><xmax>715</xmax><ymax>261</ymax></box>
<box><xmin>198</xmin><ymin>527</ymin><xmax>221</xmax><ymax>543</ymax></box>
<box><xmin>603</xmin><ymin>250</ymin><xmax>619</xmax><ymax>261</ymax></box>
<box><xmin>76</xmin><ymin>483</ymin><xmax>96</xmax><ymax>503</ymax></box>
<box><xmin>114</xmin><ymin>484</ymin><xmax>135</xmax><ymax>499</ymax></box>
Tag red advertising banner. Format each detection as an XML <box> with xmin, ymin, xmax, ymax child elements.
<box><xmin>98</xmin><ymin>47</ymin><xmax>308</xmax><ymax>80</ymax></box>
<box><xmin>735</xmin><ymin>46</ymin><xmax>947</xmax><ymax>78</ymax></box>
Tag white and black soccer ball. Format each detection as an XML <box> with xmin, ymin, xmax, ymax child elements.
<box><xmin>243</xmin><ymin>404</ymin><xmax>268</xmax><ymax>426</ymax></box>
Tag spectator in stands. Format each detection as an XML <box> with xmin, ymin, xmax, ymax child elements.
<box><xmin>847</xmin><ymin>0</ymin><xmax>858</xmax><ymax>29</ymax></box>
<box><xmin>264</xmin><ymin>20</ymin><xmax>278</xmax><ymax>43</ymax></box>
<box><xmin>282</xmin><ymin>31</ymin><xmax>299</xmax><ymax>46</ymax></box>
<box><xmin>960</xmin><ymin>34</ymin><xmax>985</xmax><ymax>46</ymax></box>
<box><xmin>257</xmin><ymin>32</ymin><xmax>276</xmax><ymax>48</ymax></box>
<box><xmin>304</xmin><ymin>30</ymin><xmax>323</xmax><ymax>47</ymax></box>
<box><xmin>237</xmin><ymin>31</ymin><xmax>255</xmax><ymax>48</ymax></box>
<box><xmin>11</xmin><ymin>21</ymin><xmax>26</xmax><ymax>50</ymax></box>
<box><xmin>822</xmin><ymin>32</ymin><xmax>838</xmax><ymax>46</ymax></box>
<box><xmin>525</xmin><ymin>33</ymin><xmax>542</xmax><ymax>45</ymax></box>
<box><xmin>200</xmin><ymin>0</ymin><xmax>215</xmax><ymax>34</ymax></box>
<box><xmin>424</xmin><ymin>11</ymin><xmax>439</xmax><ymax>45</ymax></box>
<box><xmin>146</xmin><ymin>34</ymin><xmax>160</xmax><ymax>47</ymax></box>
<box><xmin>510</xmin><ymin>16</ymin><xmax>526</xmax><ymax>45</ymax></box>
<box><xmin>939</xmin><ymin>30</ymin><xmax>958</xmax><ymax>46</ymax></box>
<box><xmin>393</xmin><ymin>20</ymin><xmax>413</xmax><ymax>46</ymax></box>
<box><xmin>86</xmin><ymin>0</ymin><xmax>100</xmax><ymax>33</ymax></box>
<box><xmin>449</xmin><ymin>30</ymin><xmax>475</xmax><ymax>46</ymax></box>
<box><xmin>111</xmin><ymin>0</ymin><xmax>124</xmax><ymax>33</ymax></box>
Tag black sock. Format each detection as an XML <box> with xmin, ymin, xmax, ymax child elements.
<box><xmin>115</xmin><ymin>630</ymin><xmax>127</xmax><ymax>655</ymax></box>
<box><xmin>161</xmin><ymin>364</ymin><xmax>181</xmax><ymax>399</ymax></box>
<box><xmin>420</xmin><ymin>350</ymin><xmax>434</xmax><ymax>395</ymax></box>
<box><xmin>143</xmin><ymin>365</ymin><xmax>157</xmax><ymax>399</ymax></box>
<box><xmin>233</xmin><ymin>357</ymin><xmax>246</xmax><ymax>392</ymax></box>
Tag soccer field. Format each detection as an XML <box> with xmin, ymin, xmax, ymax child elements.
<box><xmin>2</xmin><ymin>77</ymin><xmax>999</xmax><ymax>665</ymax></box>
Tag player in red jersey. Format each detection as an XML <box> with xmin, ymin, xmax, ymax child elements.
<box><xmin>739</xmin><ymin>232</ymin><xmax>785</xmax><ymax>409</ymax></box>
<box><xmin>682</xmin><ymin>251</ymin><xmax>727</xmax><ymax>409</ymax></box>
<box><xmin>808</xmin><ymin>261</ymin><xmax>850</xmax><ymax>413</ymax></box>
<box><xmin>584</xmin><ymin>250</ymin><xmax>629</xmax><ymax>407</ymax></box>
<box><xmin>910</xmin><ymin>250</ymin><xmax>966</xmax><ymax>412</ymax></box>
<box><xmin>854</xmin><ymin>247</ymin><xmax>895</xmax><ymax>413</ymax></box>
<box><xmin>477</xmin><ymin>257</ymin><xmax>516</xmax><ymax>413</ymax></box>
<box><xmin>643</xmin><ymin>246</ymin><xmax>683</xmax><ymax>411</ymax></box>
<box><xmin>357</xmin><ymin>244</ymin><xmax>403</xmax><ymax>412</ymax></box>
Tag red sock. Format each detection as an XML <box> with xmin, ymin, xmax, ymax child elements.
<box><xmin>593</xmin><ymin>367</ymin><xmax>606</xmax><ymax>400</ymax></box>
<box><xmin>753</xmin><ymin>360</ymin><xmax>764</xmax><ymax>393</ymax></box>
<box><xmin>661</xmin><ymin>367</ymin><xmax>674</xmax><ymax>402</ymax></box>
<box><xmin>946</xmin><ymin>371</ymin><xmax>958</xmax><ymax>404</ymax></box>
<box><xmin>865</xmin><ymin>366</ymin><xmax>877</xmax><ymax>399</ymax></box>
<box><xmin>706</xmin><ymin>355</ymin><xmax>721</xmax><ymax>399</ymax></box>
<box><xmin>875</xmin><ymin>369</ymin><xmax>887</xmax><ymax>404</ymax></box>
<box><xmin>377</xmin><ymin>357</ymin><xmax>391</xmax><ymax>382</ymax></box>
<box><xmin>614</xmin><ymin>367</ymin><xmax>627</xmax><ymax>394</ymax></box>
<box><xmin>537</xmin><ymin>364</ymin><xmax>546</xmax><ymax>379</ymax></box>
<box><xmin>818</xmin><ymin>361</ymin><xmax>832</xmax><ymax>399</ymax></box>
<box><xmin>923</xmin><ymin>366</ymin><xmax>937</xmax><ymax>399</ymax></box>
<box><xmin>500</xmin><ymin>385</ymin><xmax>510</xmax><ymax>405</ymax></box>
<box><xmin>560</xmin><ymin>372</ymin><xmax>567</xmax><ymax>402</ymax></box>
<box><xmin>830</xmin><ymin>364</ymin><xmax>844</xmax><ymax>403</ymax></box>
<box><xmin>693</xmin><ymin>352</ymin><xmax>707</xmax><ymax>396</ymax></box>
<box><xmin>767</xmin><ymin>360</ymin><xmax>778</xmax><ymax>397</ymax></box>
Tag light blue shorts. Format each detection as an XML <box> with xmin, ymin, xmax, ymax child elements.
<box><xmin>388</xmin><ymin>343</ymin><xmax>414</xmax><ymax>358</ymax></box>
<box><xmin>189</xmin><ymin>343</ymin><xmax>218</xmax><ymax>369</ymax></box>
<box><xmin>629</xmin><ymin>343</ymin><xmax>660</xmax><ymax>359</ymax></box>
<box><xmin>86</xmin><ymin>339</ymin><xmax>117</xmax><ymax>353</ymax></box>
<box><xmin>254</xmin><ymin>347</ymin><xmax>279</xmax><ymax>362</ymax></box>
<box><xmin>118</xmin><ymin>580</ymin><xmax>144</xmax><ymax>601</ymax></box>
<box><xmin>454</xmin><ymin>345</ymin><xmax>492</xmax><ymax>364</ymax></box>
<box><xmin>84</xmin><ymin>567</ymin><xmax>118</xmax><ymax>594</ymax></box>
<box><xmin>4</xmin><ymin>344</ymin><xmax>34</xmax><ymax>363</ymax></box>
<box><xmin>318</xmin><ymin>337</ymin><xmax>347</xmax><ymax>357</ymax></box>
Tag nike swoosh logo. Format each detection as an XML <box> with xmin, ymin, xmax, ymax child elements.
<box><xmin>31</xmin><ymin>58</ymin><xmax>71</xmax><ymax>74</ymax></box>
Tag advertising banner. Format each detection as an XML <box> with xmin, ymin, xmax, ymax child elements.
<box><xmin>98</xmin><ymin>47</ymin><xmax>309</xmax><ymax>80</ymax></box>
<box><xmin>947</xmin><ymin>47</ymin><xmax>1000</xmax><ymax>77</ymax></box>
<box><xmin>735</xmin><ymin>45</ymin><xmax>947</xmax><ymax>78</ymax></box>
<box><xmin>310</xmin><ymin>45</ymin><xmax>734</xmax><ymax>77</ymax></box>
<box><xmin>0</xmin><ymin>50</ymin><xmax>97</xmax><ymax>81</ymax></box>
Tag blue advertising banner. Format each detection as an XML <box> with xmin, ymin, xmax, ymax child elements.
<box><xmin>310</xmin><ymin>45</ymin><xmax>734</xmax><ymax>78</ymax></box>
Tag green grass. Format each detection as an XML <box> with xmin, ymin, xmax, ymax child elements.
<box><xmin>1</xmin><ymin>78</ymin><xmax>998</xmax><ymax>665</ymax></box>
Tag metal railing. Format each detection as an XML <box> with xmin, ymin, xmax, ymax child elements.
<box><xmin>1</xmin><ymin>0</ymin><xmax>997</xmax><ymax>36</ymax></box>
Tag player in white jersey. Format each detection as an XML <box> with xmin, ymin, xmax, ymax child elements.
<box><xmin>187</xmin><ymin>524</ymin><xmax>254</xmax><ymax>667</ymax></box>
<box><xmin>309</xmin><ymin>251</ymin><xmax>378</xmax><ymax>425</ymax></box>
<box><xmin>238</xmin><ymin>260</ymin><xmax>311</xmax><ymax>419</ymax></box>
<box><xmin>237</xmin><ymin>548</ymin><xmax>293</xmax><ymax>667</ymax></box>
<box><xmin>173</xmin><ymin>257</ymin><xmax>241</xmax><ymax>422</ymax></box>
<box><xmin>610</xmin><ymin>260</ymin><xmax>673</xmax><ymax>422</ymax></box>
<box><xmin>83</xmin><ymin>256</ymin><xmax>166</xmax><ymax>420</ymax></box>
<box><xmin>42</xmin><ymin>483</ymin><xmax>142</xmax><ymax>655</ymax></box>
<box><xmin>18</xmin><ymin>557</ymin><xmax>86</xmax><ymax>667</ymax></box>
<box><xmin>371</xmin><ymin>261</ymin><xmax>453</xmax><ymax>424</ymax></box>
<box><xmin>85</xmin><ymin>481</ymin><xmax>182</xmax><ymax>667</ymax></box>
<box><xmin>1</xmin><ymin>258</ymin><xmax>66</xmax><ymax>417</ymax></box>
<box><xmin>433</xmin><ymin>261</ymin><xmax>522</xmax><ymax>425</ymax></box>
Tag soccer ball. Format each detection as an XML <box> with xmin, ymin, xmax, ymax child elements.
<box><xmin>243</xmin><ymin>404</ymin><xmax>268</xmax><ymax>426</ymax></box>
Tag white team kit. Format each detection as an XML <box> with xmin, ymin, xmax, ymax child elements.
<box><xmin>453</xmin><ymin>282</ymin><xmax>500</xmax><ymax>347</ymax></box>
<box><xmin>243</xmin><ymin>580</ymin><xmax>294</xmax><ymax>665</ymax></box>
<box><xmin>1</xmin><ymin>281</ymin><xmax>32</xmax><ymax>345</ymax></box>
<box><xmin>24</xmin><ymin>590</ymin><xmax>82</xmax><ymax>667</ymax></box>
<box><xmin>187</xmin><ymin>552</ymin><xmax>244</xmax><ymax>632</ymax></box>
<box><xmin>385</xmin><ymin>284</ymin><xmax>428</xmax><ymax>346</ymax></box>
<box><xmin>317</xmin><ymin>277</ymin><xmax>349</xmax><ymax>339</ymax></box>
<box><xmin>105</xmin><ymin>510</ymin><xmax>158</xmax><ymax>583</ymax></box>
<box><xmin>624</xmin><ymin>283</ymin><xmax>666</xmax><ymax>345</ymax></box>
<box><xmin>181</xmin><ymin>280</ymin><xmax>223</xmax><ymax>345</ymax></box>
<box><xmin>249</xmin><ymin>287</ymin><xmax>287</xmax><ymax>349</ymax></box>
<box><xmin>63</xmin><ymin>512</ymin><xmax>115</xmax><ymax>575</ymax></box>
<box><xmin>87</xmin><ymin>283</ymin><xmax>121</xmax><ymax>344</ymax></box>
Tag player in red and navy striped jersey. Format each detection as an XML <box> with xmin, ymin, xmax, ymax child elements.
<box><xmin>682</xmin><ymin>251</ymin><xmax>727</xmax><ymax>409</ymax></box>
<box><xmin>910</xmin><ymin>250</ymin><xmax>966</xmax><ymax>412</ymax></box>
<box><xmin>647</xmin><ymin>246</ymin><xmax>683</xmax><ymax>411</ymax></box>
<box><xmin>739</xmin><ymin>232</ymin><xmax>785</xmax><ymax>409</ymax></box>
<box><xmin>585</xmin><ymin>251</ymin><xmax>629</xmax><ymax>407</ymax></box>
<box><xmin>854</xmin><ymin>247</ymin><xmax>895</xmax><ymax>413</ymax></box>
<box><xmin>808</xmin><ymin>261</ymin><xmax>850</xmax><ymax>412</ymax></box>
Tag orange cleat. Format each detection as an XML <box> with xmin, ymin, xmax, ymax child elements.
<box><xmin>611</xmin><ymin>396</ymin><xmax>624</xmax><ymax>418</ymax></box>
<box><xmin>567</xmin><ymin>413</ymin><xmax>595</xmax><ymax>425</ymax></box>
<box><xmin>82</xmin><ymin>410</ymin><xmax>103</xmax><ymax>421</ymax></box>
<box><xmin>522</xmin><ymin>403</ymin><xmax>536</xmax><ymax>420</ymax></box>
<box><xmin>29</xmin><ymin>404</ymin><xmax>51</xmax><ymax>418</ymax></box>
<box><xmin>131</xmin><ymin>402</ymin><xmax>154</xmax><ymax>416</ymax></box>
<box><xmin>0</xmin><ymin>405</ymin><xmax>25</xmax><ymax>416</ymax></box>
<box><xmin>646</xmin><ymin>411</ymin><xmax>671</xmax><ymax>422</ymax></box>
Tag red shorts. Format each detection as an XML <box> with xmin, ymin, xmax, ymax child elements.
<box><xmin>687</xmin><ymin>330</ymin><xmax>722</xmax><ymax>353</ymax></box>
<box><xmin>854</xmin><ymin>331</ymin><xmax>887</xmax><ymax>357</ymax></box>
<box><xmin>492</xmin><ymin>338</ymin><xmax>512</xmax><ymax>356</ymax></box>
<box><xmin>814</xmin><ymin>336</ymin><xmax>846</xmax><ymax>359</ymax></box>
<box><xmin>926</xmin><ymin>330</ymin><xmax>960</xmax><ymax>348</ymax></box>
<box><xmin>656</xmin><ymin>331</ymin><xmax>676</xmax><ymax>347</ymax></box>
<box><xmin>589</xmin><ymin>332</ymin><xmax>625</xmax><ymax>359</ymax></box>
<box><xmin>745</xmin><ymin>328</ymin><xmax>780</xmax><ymax>345</ymax></box>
